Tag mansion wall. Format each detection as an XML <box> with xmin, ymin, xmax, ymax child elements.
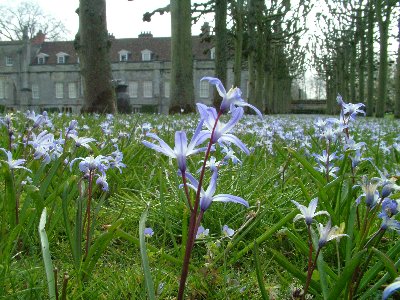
<box><xmin>0</xmin><ymin>35</ymin><xmax>249</xmax><ymax>114</ymax></box>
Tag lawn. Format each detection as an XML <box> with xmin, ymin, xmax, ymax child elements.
<box><xmin>0</xmin><ymin>103</ymin><xmax>399</xmax><ymax>299</ymax></box>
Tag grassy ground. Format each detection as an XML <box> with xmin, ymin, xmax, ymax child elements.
<box><xmin>0</xmin><ymin>111</ymin><xmax>399</xmax><ymax>299</ymax></box>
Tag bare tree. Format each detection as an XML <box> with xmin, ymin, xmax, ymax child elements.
<box><xmin>0</xmin><ymin>1</ymin><xmax>67</xmax><ymax>41</ymax></box>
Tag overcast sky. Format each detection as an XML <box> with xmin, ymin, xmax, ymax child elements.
<box><xmin>5</xmin><ymin>0</ymin><xmax>213</xmax><ymax>39</ymax></box>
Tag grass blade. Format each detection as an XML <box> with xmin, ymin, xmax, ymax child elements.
<box><xmin>253</xmin><ymin>241</ymin><xmax>269</xmax><ymax>300</ymax></box>
<box><xmin>139</xmin><ymin>206</ymin><xmax>156</xmax><ymax>300</ymax></box>
<box><xmin>38</xmin><ymin>208</ymin><xmax>56</xmax><ymax>300</ymax></box>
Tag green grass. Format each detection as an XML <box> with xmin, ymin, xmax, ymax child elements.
<box><xmin>0</xmin><ymin>111</ymin><xmax>399</xmax><ymax>299</ymax></box>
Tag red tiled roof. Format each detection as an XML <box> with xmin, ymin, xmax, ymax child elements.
<box><xmin>31</xmin><ymin>36</ymin><xmax>213</xmax><ymax>65</ymax></box>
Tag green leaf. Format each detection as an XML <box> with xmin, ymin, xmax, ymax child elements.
<box><xmin>139</xmin><ymin>206</ymin><xmax>156</xmax><ymax>300</ymax></box>
<box><xmin>253</xmin><ymin>241</ymin><xmax>269</xmax><ymax>300</ymax></box>
<box><xmin>38</xmin><ymin>208</ymin><xmax>56</xmax><ymax>300</ymax></box>
<box><xmin>327</xmin><ymin>249</ymin><xmax>367</xmax><ymax>300</ymax></box>
<box><xmin>267</xmin><ymin>247</ymin><xmax>321</xmax><ymax>294</ymax></box>
<box><xmin>232</xmin><ymin>210</ymin><xmax>297</xmax><ymax>262</ymax></box>
<box><xmin>370</xmin><ymin>247</ymin><xmax>397</xmax><ymax>280</ymax></box>
<box><xmin>82</xmin><ymin>218</ymin><xmax>124</xmax><ymax>279</ymax></box>
<box><xmin>286</xmin><ymin>147</ymin><xmax>326</xmax><ymax>186</ymax></box>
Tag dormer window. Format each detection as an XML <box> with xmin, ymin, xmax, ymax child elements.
<box><xmin>5</xmin><ymin>56</ymin><xmax>13</xmax><ymax>66</ymax></box>
<box><xmin>56</xmin><ymin>52</ymin><xmax>69</xmax><ymax>64</ymax></box>
<box><xmin>37</xmin><ymin>53</ymin><xmax>49</xmax><ymax>65</ymax></box>
<box><xmin>210</xmin><ymin>47</ymin><xmax>216</xmax><ymax>60</ymax></box>
<box><xmin>141</xmin><ymin>49</ymin><xmax>152</xmax><ymax>61</ymax></box>
<box><xmin>118</xmin><ymin>49</ymin><xmax>131</xmax><ymax>62</ymax></box>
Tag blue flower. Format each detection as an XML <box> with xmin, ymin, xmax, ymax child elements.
<box><xmin>292</xmin><ymin>198</ymin><xmax>329</xmax><ymax>225</ymax></box>
<box><xmin>184</xmin><ymin>170</ymin><xmax>249</xmax><ymax>211</ymax></box>
<box><xmin>196</xmin><ymin>226</ymin><xmax>209</xmax><ymax>239</ymax></box>
<box><xmin>355</xmin><ymin>177</ymin><xmax>380</xmax><ymax>208</ymax></box>
<box><xmin>142</xmin><ymin>119</ymin><xmax>208</xmax><ymax>172</ymax></box>
<box><xmin>70</xmin><ymin>155</ymin><xmax>109</xmax><ymax>173</ymax></box>
<box><xmin>95</xmin><ymin>172</ymin><xmax>109</xmax><ymax>191</ymax></box>
<box><xmin>0</xmin><ymin>148</ymin><xmax>31</xmax><ymax>173</ymax></box>
<box><xmin>382</xmin><ymin>277</ymin><xmax>400</xmax><ymax>300</ymax></box>
<box><xmin>222</xmin><ymin>225</ymin><xmax>235</xmax><ymax>237</ymax></box>
<box><xmin>197</xmin><ymin>103</ymin><xmax>249</xmax><ymax>154</ymax></box>
<box><xmin>380</xmin><ymin>215</ymin><xmax>400</xmax><ymax>233</ymax></box>
<box><xmin>144</xmin><ymin>227</ymin><xmax>154</xmax><ymax>238</ymax></box>
<box><xmin>317</xmin><ymin>219</ymin><xmax>348</xmax><ymax>248</ymax></box>
<box><xmin>201</xmin><ymin>77</ymin><xmax>262</xmax><ymax>117</ymax></box>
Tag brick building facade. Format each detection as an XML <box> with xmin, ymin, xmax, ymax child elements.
<box><xmin>0</xmin><ymin>30</ymin><xmax>249</xmax><ymax>114</ymax></box>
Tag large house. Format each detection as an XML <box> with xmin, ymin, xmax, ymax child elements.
<box><xmin>0</xmin><ymin>27</ymin><xmax>249</xmax><ymax>114</ymax></box>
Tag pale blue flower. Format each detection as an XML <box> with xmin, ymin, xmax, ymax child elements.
<box><xmin>144</xmin><ymin>227</ymin><xmax>154</xmax><ymax>237</ymax></box>
<box><xmin>222</xmin><ymin>225</ymin><xmax>235</xmax><ymax>237</ymax></box>
<box><xmin>70</xmin><ymin>155</ymin><xmax>109</xmax><ymax>173</ymax></box>
<box><xmin>317</xmin><ymin>220</ymin><xmax>348</xmax><ymax>248</ymax></box>
<box><xmin>71</xmin><ymin>136</ymin><xmax>96</xmax><ymax>149</ymax></box>
<box><xmin>355</xmin><ymin>177</ymin><xmax>380</xmax><ymax>208</ymax></box>
<box><xmin>292</xmin><ymin>198</ymin><xmax>329</xmax><ymax>225</ymax></box>
<box><xmin>201</xmin><ymin>76</ymin><xmax>262</xmax><ymax>117</ymax></box>
<box><xmin>0</xmin><ymin>148</ymin><xmax>31</xmax><ymax>173</ymax></box>
<box><xmin>382</xmin><ymin>277</ymin><xmax>400</xmax><ymax>299</ymax></box>
<box><xmin>142</xmin><ymin>119</ymin><xmax>208</xmax><ymax>172</ymax></box>
<box><xmin>196</xmin><ymin>226</ymin><xmax>209</xmax><ymax>239</ymax></box>
<box><xmin>197</xmin><ymin>103</ymin><xmax>249</xmax><ymax>154</ymax></box>
<box><xmin>95</xmin><ymin>172</ymin><xmax>109</xmax><ymax>191</ymax></box>
<box><xmin>185</xmin><ymin>170</ymin><xmax>249</xmax><ymax>211</ymax></box>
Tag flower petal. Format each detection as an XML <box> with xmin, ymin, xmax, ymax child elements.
<box><xmin>212</xmin><ymin>194</ymin><xmax>249</xmax><ymax>207</ymax></box>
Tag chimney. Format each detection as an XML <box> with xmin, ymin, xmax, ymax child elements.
<box><xmin>138</xmin><ymin>31</ymin><xmax>153</xmax><ymax>38</ymax></box>
<box><xmin>31</xmin><ymin>30</ymin><xmax>46</xmax><ymax>45</ymax></box>
<box><xmin>200</xmin><ymin>22</ymin><xmax>210</xmax><ymax>38</ymax></box>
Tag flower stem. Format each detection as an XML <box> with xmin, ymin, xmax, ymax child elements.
<box><xmin>84</xmin><ymin>170</ymin><xmax>94</xmax><ymax>257</ymax></box>
<box><xmin>177</xmin><ymin>111</ymin><xmax>222</xmax><ymax>300</ymax></box>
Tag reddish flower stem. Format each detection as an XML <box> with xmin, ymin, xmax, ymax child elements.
<box><xmin>177</xmin><ymin>111</ymin><xmax>222</xmax><ymax>300</ymax></box>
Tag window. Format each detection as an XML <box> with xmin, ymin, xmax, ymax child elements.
<box><xmin>199</xmin><ymin>80</ymin><xmax>209</xmax><ymax>98</ymax></box>
<box><xmin>210</xmin><ymin>47</ymin><xmax>216</xmax><ymax>60</ymax></box>
<box><xmin>118</xmin><ymin>50</ymin><xmax>130</xmax><ymax>62</ymax></box>
<box><xmin>164</xmin><ymin>81</ymin><xmax>170</xmax><ymax>98</ymax></box>
<box><xmin>32</xmin><ymin>84</ymin><xmax>39</xmax><ymax>99</ymax></box>
<box><xmin>68</xmin><ymin>82</ymin><xmax>77</xmax><ymax>99</ymax></box>
<box><xmin>37</xmin><ymin>53</ymin><xmax>48</xmax><ymax>64</ymax></box>
<box><xmin>0</xmin><ymin>79</ymin><xmax>5</xmax><ymax>99</ymax></box>
<box><xmin>128</xmin><ymin>81</ymin><xmax>138</xmax><ymax>98</ymax></box>
<box><xmin>57</xmin><ymin>56</ymin><xmax>65</xmax><ymax>64</ymax></box>
<box><xmin>5</xmin><ymin>56</ymin><xmax>13</xmax><ymax>66</ymax></box>
<box><xmin>141</xmin><ymin>50</ymin><xmax>152</xmax><ymax>61</ymax></box>
<box><xmin>55</xmin><ymin>83</ymin><xmax>64</xmax><ymax>98</ymax></box>
<box><xmin>143</xmin><ymin>81</ymin><xmax>153</xmax><ymax>98</ymax></box>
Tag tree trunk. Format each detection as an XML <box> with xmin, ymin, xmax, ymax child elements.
<box><xmin>213</xmin><ymin>0</ymin><xmax>228</xmax><ymax>109</ymax></box>
<box><xmin>395</xmin><ymin>13</ymin><xmax>400</xmax><ymax>118</ymax></box>
<box><xmin>77</xmin><ymin>0</ymin><xmax>116</xmax><ymax>113</ymax></box>
<box><xmin>375</xmin><ymin>0</ymin><xmax>391</xmax><ymax>118</ymax></box>
<box><xmin>169</xmin><ymin>0</ymin><xmax>194</xmax><ymax>114</ymax></box>
<box><xmin>366</xmin><ymin>0</ymin><xmax>375</xmax><ymax>116</ymax></box>
<box><xmin>233</xmin><ymin>0</ymin><xmax>244</xmax><ymax>88</ymax></box>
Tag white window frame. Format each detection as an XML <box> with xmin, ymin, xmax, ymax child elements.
<box><xmin>68</xmin><ymin>82</ymin><xmax>77</xmax><ymax>99</ymax></box>
<box><xmin>0</xmin><ymin>78</ymin><xmax>5</xmax><ymax>99</ymax></box>
<box><xmin>38</xmin><ymin>57</ymin><xmax>45</xmax><ymax>64</ymax></box>
<box><xmin>5</xmin><ymin>56</ymin><xmax>13</xmax><ymax>66</ymax></box>
<box><xmin>128</xmin><ymin>81</ymin><xmax>138</xmax><ymax>98</ymax></box>
<box><xmin>55</xmin><ymin>82</ymin><xmax>64</xmax><ymax>99</ymax></box>
<box><xmin>210</xmin><ymin>47</ymin><xmax>216</xmax><ymax>60</ymax></box>
<box><xmin>141</xmin><ymin>49</ymin><xmax>152</xmax><ymax>61</ymax></box>
<box><xmin>199</xmin><ymin>80</ymin><xmax>209</xmax><ymax>98</ymax></box>
<box><xmin>164</xmin><ymin>81</ymin><xmax>170</xmax><ymax>98</ymax></box>
<box><xmin>118</xmin><ymin>50</ymin><xmax>130</xmax><ymax>62</ymax></box>
<box><xmin>57</xmin><ymin>56</ymin><xmax>65</xmax><ymax>64</ymax></box>
<box><xmin>143</xmin><ymin>81</ymin><xmax>153</xmax><ymax>98</ymax></box>
<box><xmin>31</xmin><ymin>84</ymin><xmax>39</xmax><ymax>99</ymax></box>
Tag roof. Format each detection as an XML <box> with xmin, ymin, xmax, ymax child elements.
<box><xmin>30</xmin><ymin>36</ymin><xmax>213</xmax><ymax>65</ymax></box>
